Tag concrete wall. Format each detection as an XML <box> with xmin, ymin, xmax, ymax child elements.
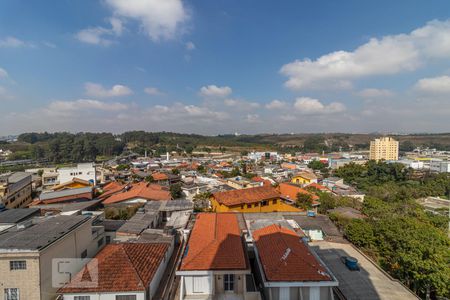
<box><xmin>40</xmin><ymin>219</ymin><xmax>104</xmax><ymax>300</ymax></box>
<box><xmin>0</xmin><ymin>252</ymin><xmax>41</xmax><ymax>300</ymax></box>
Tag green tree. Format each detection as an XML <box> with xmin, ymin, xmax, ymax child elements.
<box><xmin>170</xmin><ymin>183</ymin><xmax>183</xmax><ymax>199</ymax></box>
<box><xmin>296</xmin><ymin>192</ymin><xmax>313</xmax><ymax>210</ymax></box>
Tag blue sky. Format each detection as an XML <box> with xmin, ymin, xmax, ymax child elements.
<box><xmin>1</xmin><ymin>0</ymin><xmax>450</xmax><ymax>135</ymax></box>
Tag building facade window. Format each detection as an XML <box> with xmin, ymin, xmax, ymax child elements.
<box><xmin>116</xmin><ymin>296</ymin><xmax>137</xmax><ymax>300</ymax></box>
<box><xmin>224</xmin><ymin>274</ymin><xmax>235</xmax><ymax>291</ymax></box>
<box><xmin>9</xmin><ymin>261</ymin><xmax>26</xmax><ymax>270</ymax></box>
<box><xmin>97</xmin><ymin>237</ymin><xmax>104</xmax><ymax>248</ymax></box>
<box><xmin>81</xmin><ymin>249</ymin><xmax>87</xmax><ymax>259</ymax></box>
<box><xmin>4</xmin><ymin>288</ymin><xmax>19</xmax><ymax>300</ymax></box>
<box><xmin>106</xmin><ymin>236</ymin><xmax>111</xmax><ymax>244</ymax></box>
<box><xmin>74</xmin><ymin>296</ymin><xmax>90</xmax><ymax>300</ymax></box>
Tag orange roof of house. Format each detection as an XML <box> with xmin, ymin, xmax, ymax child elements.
<box><xmin>180</xmin><ymin>213</ymin><xmax>248</xmax><ymax>271</ymax></box>
<box><xmin>307</xmin><ymin>182</ymin><xmax>331</xmax><ymax>192</ymax></box>
<box><xmin>59</xmin><ymin>243</ymin><xmax>169</xmax><ymax>293</ymax></box>
<box><xmin>151</xmin><ymin>172</ymin><xmax>169</xmax><ymax>181</ymax></box>
<box><xmin>98</xmin><ymin>182</ymin><xmax>127</xmax><ymax>200</ymax></box>
<box><xmin>253</xmin><ymin>224</ymin><xmax>332</xmax><ymax>282</ymax></box>
<box><xmin>212</xmin><ymin>186</ymin><xmax>280</xmax><ymax>207</ymax></box>
<box><xmin>53</xmin><ymin>178</ymin><xmax>92</xmax><ymax>191</ymax></box>
<box><xmin>278</xmin><ymin>183</ymin><xmax>319</xmax><ymax>201</ymax></box>
<box><xmin>251</xmin><ymin>176</ymin><xmax>272</xmax><ymax>186</ymax></box>
<box><xmin>102</xmin><ymin>182</ymin><xmax>171</xmax><ymax>204</ymax></box>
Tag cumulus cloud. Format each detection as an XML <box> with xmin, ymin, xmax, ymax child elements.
<box><xmin>224</xmin><ymin>98</ymin><xmax>260</xmax><ymax>110</ymax></box>
<box><xmin>47</xmin><ymin>99</ymin><xmax>127</xmax><ymax>114</ymax></box>
<box><xmin>294</xmin><ymin>97</ymin><xmax>346</xmax><ymax>114</ymax></box>
<box><xmin>415</xmin><ymin>75</ymin><xmax>450</xmax><ymax>94</ymax></box>
<box><xmin>199</xmin><ymin>85</ymin><xmax>232</xmax><ymax>98</ymax></box>
<box><xmin>357</xmin><ymin>88</ymin><xmax>394</xmax><ymax>98</ymax></box>
<box><xmin>144</xmin><ymin>87</ymin><xmax>164</xmax><ymax>96</ymax></box>
<box><xmin>185</xmin><ymin>41</ymin><xmax>195</xmax><ymax>50</ymax></box>
<box><xmin>265</xmin><ymin>99</ymin><xmax>287</xmax><ymax>109</ymax></box>
<box><xmin>105</xmin><ymin>0</ymin><xmax>189</xmax><ymax>41</ymax></box>
<box><xmin>281</xmin><ymin>19</ymin><xmax>450</xmax><ymax>90</ymax></box>
<box><xmin>76</xmin><ymin>18</ymin><xmax>123</xmax><ymax>46</ymax></box>
<box><xmin>84</xmin><ymin>82</ymin><xmax>133</xmax><ymax>98</ymax></box>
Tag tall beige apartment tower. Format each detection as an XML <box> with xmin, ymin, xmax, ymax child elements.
<box><xmin>369</xmin><ymin>137</ymin><xmax>399</xmax><ymax>161</ymax></box>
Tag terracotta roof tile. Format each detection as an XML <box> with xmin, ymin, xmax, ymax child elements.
<box><xmin>152</xmin><ymin>172</ymin><xmax>169</xmax><ymax>181</ymax></box>
<box><xmin>253</xmin><ymin>224</ymin><xmax>332</xmax><ymax>282</ymax></box>
<box><xmin>59</xmin><ymin>243</ymin><xmax>169</xmax><ymax>293</ymax></box>
<box><xmin>102</xmin><ymin>182</ymin><xmax>171</xmax><ymax>204</ymax></box>
<box><xmin>212</xmin><ymin>186</ymin><xmax>280</xmax><ymax>206</ymax></box>
<box><xmin>180</xmin><ymin>213</ymin><xmax>248</xmax><ymax>271</ymax></box>
<box><xmin>278</xmin><ymin>183</ymin><xmax>319</xmax><ymax>201</ymax></box>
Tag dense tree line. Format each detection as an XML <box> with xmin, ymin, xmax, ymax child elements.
<box><xmin>16</xmin><ymin>132</ymin><xmax>125</xmax><ymax>163</ymax></box>
<box><xmin>331</xmin><ymin>161</ymin><xmax>450</xmax><ymax>299</ymax></box>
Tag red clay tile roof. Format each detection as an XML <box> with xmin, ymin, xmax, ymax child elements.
<box><xmin>102</xmin><ymin>182</ymin><xmax>171</xmax><ymax>204</ymax></box>
<box><xmin>212</xmin><ymin>186</ymin><xmax>280</xmax><ymax>206</ymax></box>
<box><xmin>180</xmin><ymin>213</ymin><xmax>248</xmax><ymax>271</ymax></box>
<box><xmin>59</xmin><ymin>243</ymin><xmax>169</xmax><ymax>293</ymax></box>
<box><xmin>307</xmin><ymin>182</ymin><xmax>331</xmax><ymax>192</ymax></box>
<box><xmin>253</xmin><ymin>224</ymin><xmax>332</xmax><ymax>282</ymax></box>
<box><xmin>278</xmin><ymin>183</ymin><xmax>319</xmax><ymax>201</ymax></box>
<box><xmin>251</xmin><ymin>176</ymin><xmax>272</xmax><ymax>186</ymax></box>
<box><xmin>152</xmin><ymin>172</ymin><xmax>169</xmax><ymax>181</ymax></box>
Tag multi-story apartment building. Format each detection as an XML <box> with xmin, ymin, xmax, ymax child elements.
<box><xmin>0</xmin><ymin>215</ymin><xmax>105</xmax><ymax>300</ymax></box>
<box><xmin>369</xmin><ymin>137</ymin><xmax>399</xmax><ymax>161</ymax></box>
<box><xmin>0</xmin><ymin>172</ymin><xmax>32</xmax><ymax>208</ymax></box>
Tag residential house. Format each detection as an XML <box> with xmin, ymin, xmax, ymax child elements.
<box><xmin>177</xmin><ymin>213</ymin><xmax>260</xmax><ymax>300</ymax></box>
<box><xmin>0</xmin><ymin>215</ymin><xmax>105</xmax><ymax>300</ymax></box>
<box><xmin>226</xmin><ymin>176</ymin><xmax>262</xmax><ymax>190</ymax></box>
<box><xmin>210</xmin><ymin>186</ymin><xmax>301</xmax><ymax>213</ymax></box>
<box><xmin>59</xmin><ymin>242</ymin><xmax>174</xmax><ymax>300</ymax></box>
<box><xmin>58</xmin><ymin>163</ymin><xmax>97</xmax><ymax>186</ymax></box>
<box><xmin>35</xmin><ymin>186</ymin><xmax>94</xmax><ymax>205</ymax></box>
<box><xmin>277</xmin><ymin>183</ymin><xmax>320</xmax><ymax>212</ymax></box>
<box><xmin>252</xmin><ymin>224</ymin><xmax>338</xmax><ymax>300</ymax></box>
<box><xmin>0</xmin><ymin>172</ymin><xmax>32</xmax><ymax>208</ymax></box>
<box><xmin>101</xmin><ymin>182</ymin><xmax>171</xmax><ymax>206</ymax></box>
<box><xmin>291</xmin><ymin>172</ymin><xmax>318</xmax><ymax>186</ymax></box>
<box><xmin>52</xmin><ymin>178</ymin><xmax>93</xmax><ymax>191</ymax></box>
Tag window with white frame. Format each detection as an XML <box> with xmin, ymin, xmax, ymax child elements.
<box><xmin>115</xmin><ymin>296</ymin><xmax>137</xmax><ymax>300</ymax></box>
<box><xmin>224</xmin><ymin>274</ymin><xmax>235</xmax><ymax>291</ymax></box>
<box><xmin>74</xmin><ymin>296</ymin><xmax>90</xmax><ymax>300</ymax></box>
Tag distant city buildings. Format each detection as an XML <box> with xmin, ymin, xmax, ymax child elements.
<box><xmin>369</xmin><ymin>137</ymin><xmax>399</xmax><ymax>161</ymax></box>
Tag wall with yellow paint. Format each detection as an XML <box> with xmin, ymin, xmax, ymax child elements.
<box><xmin>291</xmin><ymin>176</ymin><xmax>311</xmax><ymax>185</ymax></box>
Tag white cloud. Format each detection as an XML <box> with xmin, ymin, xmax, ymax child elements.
<box><xmin>415</xmin><ymin>75</ymin><xmax>450</xmax><ymax>94</ymax></box>
<box><xmin>0</xmin><ymin>36</ymin><xmax>28</xmax><ymax>48</ymax></box>
<box><xmin>76</xmin><ymin>18</ymin><xmax>123</xmax><ymax>46</ymax></box>
<box><xmin>357</xmin><ymin>88</ymin><xmax>394</xmax><ymax>98</ymax></box>
<box><xmin>294</xmin><ymin>97</ymin><xmax>346</xmax><ymax>114</ymax></box>
<box><xmin>144</xmin><ymin>87</ymin><xmax>164</xmax><ymax>96</ymax></box>
<box><xmin>185</xmin><ymin>41</ymin><xmax>195</xmax><ymax>50</ymax></box>
<box><xmin>105</xmin><ymin>0</ymin><xmax>189</xmax><ymax>41</ymax></box>
<box><xmin>199</xmin><ymin>85</ymin><xmax>232</xmax><ymax>98</ymax></box>
<box><xmin>0</xmin><ymin>67</ymin><xmax>8</xmax><ymax>78</ymax></box>
<box><xmin>46</xmin><ymin>99</ymin><xmax>127</xmax><ymax>114</ymax></box>
<box><xmin>246</xmin><ymin>114</ymin><xmax>260</xmax><ymax>123</ymax></box>
<box><xmin>265</xmin><ymin>99</ymin><xmax>287</xmax><ymax>109</ymax></box>
<box><xmin>224</xmin><ymin>98</ymin><xmax>260</xmax><ymax>110</ymax></box>
<box><xmin>84</xmin><ymin>82</ymin><xmax>133</xmax><ymax>98</ymax></box>
<box><xmin>281</xmin><ymin>19</ymin><xmax>450</xmax><ymax>90</ymax></box>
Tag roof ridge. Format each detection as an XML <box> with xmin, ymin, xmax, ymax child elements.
<box><xmin>121</xmin><ymin>244</ymin><xmax>146</xmax><ymax>288</ymax></box>
<box><xmin>259</xmin><ymin>225</ymin><xmax>328</xmax><ymax>279</ymax></box>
